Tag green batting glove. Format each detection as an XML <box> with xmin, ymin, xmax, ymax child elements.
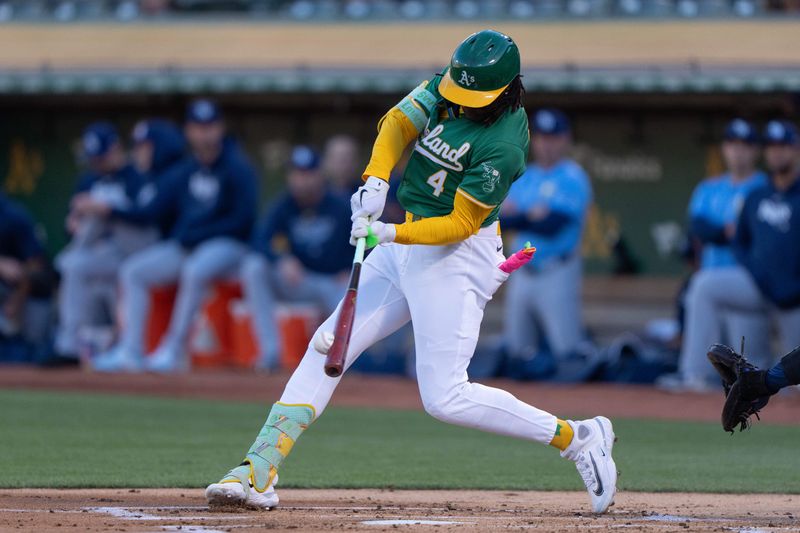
<box><xmin>366</xmin><ymin>226</ymin><xmax>380</xmax><ymax>249</ymax></box>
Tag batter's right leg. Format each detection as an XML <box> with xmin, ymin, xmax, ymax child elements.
<box><xmin>206</xmin><ymin>245</ymin><xmax>411</xmax><ymax>509</ymax></box>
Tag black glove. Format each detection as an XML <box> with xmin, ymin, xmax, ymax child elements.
<box><xmin>706</xmin><ymin>344</ymin><xmax>772</xmax><ymax>433</ymax></box>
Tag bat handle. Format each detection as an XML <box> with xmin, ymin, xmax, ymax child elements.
<box><xmin>353</xmin><ymin>236</ymin><xmax>366</xmax><ymax>264</ymax></box>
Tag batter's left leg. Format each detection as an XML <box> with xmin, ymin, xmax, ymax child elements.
<box><xmin>399</xmin><ymin>236</ymin><xmax>558</xmax><ymax>444</ymax></box>
<box><xmin>406</xmin><ymin>237</ymin><xmax>616</xmax><ymax>513</ymax></box>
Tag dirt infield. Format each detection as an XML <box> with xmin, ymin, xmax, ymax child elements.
<box><xmin>2</xmin><ymin>365</ymin><xmax>799</xmax><ymax>424</ymax></box>
<box><xmin>1</xmin><ymin>488</ymin><xmax>797</xmax><ymax>532</ymax></box>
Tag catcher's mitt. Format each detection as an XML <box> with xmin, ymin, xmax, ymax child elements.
<box><xmin>706</xmin><ymin>343</ymin><xmax>772</xmax><ymax>433</ymax></box>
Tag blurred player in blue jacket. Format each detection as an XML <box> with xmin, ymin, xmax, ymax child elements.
<box><xmin>660</xmin><ymin>119</ymin><xmax>769</xmax><ymax>391</ymax></box>
<box><xmin>54</xmin><ymin>122</ymin><xmax>155</xmax><ymax>360</ymax></box>
<box><xmin>241</xmin><ymin>145</ymin><xmax>352</xmax><ymax>369</ymax></box>
<box><xmin>129</xmin><ymin>118</ymin><xmax>187</xmax><ymax>236</ymax></box>
<box><xmin>678</xmin><ymin>119</ymin><xmax>800</xmax><ymax>384</ymax></box>
<box><xmin>0</xmin><ymin>193</ymin><xmax>49</xmax><ymax>348</ymax></box>
<box><xmin>92</xmin><ymin>100</ymin><xmax>258</xmax><ymax>372</ymax></box>
<box><xmin>500</xmin><ymin>108</ymin><xmax>592</xmax><ymax>373</ymax></box>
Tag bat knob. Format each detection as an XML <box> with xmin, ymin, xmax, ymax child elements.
<box><xmin>324</xmin><ymin>365</ymin><xmax>343</xmax><ymax>378</ymax></box>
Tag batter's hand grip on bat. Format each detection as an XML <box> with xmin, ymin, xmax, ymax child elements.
<box><xmin>324</xmin><ymin>237</ymin><xmax>366</xmax><ymax>377</ymax></box>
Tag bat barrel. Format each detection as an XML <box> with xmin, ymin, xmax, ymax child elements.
<box><xmin>323</xmin><ymin>238</ymin><xmax>365</xmax><ymax>378</ymax></box>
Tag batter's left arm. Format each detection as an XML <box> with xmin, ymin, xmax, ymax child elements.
<box><xmin>350</xmin><ymin>190</ymin><xmax>491</xmax><ymax>247</ymax></box>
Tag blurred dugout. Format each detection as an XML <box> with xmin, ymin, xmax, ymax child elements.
<box><xmin>2</xmin><ymin>11</ymin><xmax>800</xmax><ymax>373</ymax></box>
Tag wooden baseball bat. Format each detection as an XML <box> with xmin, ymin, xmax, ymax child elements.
<box><xmin>324</xmin><ymin>237</ymin><xmax>367</xmax><ymax>377</ymax></box>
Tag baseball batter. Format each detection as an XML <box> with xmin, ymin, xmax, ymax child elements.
<box><xmin>206</xmin><ymin>30</ymin><xmax>618</xmax><ymax>514</ymax></box>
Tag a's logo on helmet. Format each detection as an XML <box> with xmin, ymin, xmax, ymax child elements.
<box><xmin>459</xmin><ymin>70</ymin><xmax>476</xmax><ymax>87</ymax></box>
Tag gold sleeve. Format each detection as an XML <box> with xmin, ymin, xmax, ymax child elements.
<box><xmin>362</xmin><ymin>107</ymin><xmax>421</xmax><ymax>182</ymax></box>
<box><xmin>393</xmin><ymin>189</ymin><xmax>494</xmax><ymax>245</ymax></box>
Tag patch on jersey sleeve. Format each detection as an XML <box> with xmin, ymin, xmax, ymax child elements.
<box><xmin>481</xmin><ymin>161</ymin><xmax>501</xmax><ymax>193</ymax></box>
<box><xmin>396</xmin><ymin>83</ymin><xmax>439</xmax><ymax>132</ymax></box>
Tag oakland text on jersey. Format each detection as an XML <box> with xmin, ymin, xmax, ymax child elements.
<box><xmin>414</xmin><ymin>124</ymin><xmax>471</xmax><ymax>172</ymax></box>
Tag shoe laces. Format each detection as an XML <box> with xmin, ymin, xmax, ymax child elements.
<box><xmin>574</xmin><ymin>451</ymin><xmax>599</xmax><ymax>492</ymax></box>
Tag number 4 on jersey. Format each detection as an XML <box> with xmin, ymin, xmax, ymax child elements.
<box><xmin>426</xmin><ymin>170</ymin><xmax>448</xmax><ymax>197</ymax></box>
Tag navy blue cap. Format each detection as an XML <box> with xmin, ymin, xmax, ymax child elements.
<box><xmin>723</xmin><ymin>118</ymin><xmax>759</xmax><ymax>144</ymax></box>
<box><xmin>132</xmin><ymin>119</ymin><xmax>179</xmax><ymax>144</ymax></box>
<box><xmin>763</xmin><ymin>119</ymin><xmax>798</xmax><ymax>146</ymax></box>
<box><xmin>186</xmin><ymin>99</ymin><xmax>222</xmax><ymax>124</ymax></box>
<box><xmin>132</xmin><ymin>119</ymin><xmax>154</xmax><ymax>144</ymax></box>
<box><xmin>82</xmin><ymin>122</ymin><xmax>119</xmax><ymax>158</ymax></box>
<box><xmin>290</xmin><ymin>145</ymin><xmax>320</xmax><ymax>171</ymax></box>
<box><xmin>531</xmin><ymin>108</ymin><xmax>571</xmax><ymax>135</ymax></box>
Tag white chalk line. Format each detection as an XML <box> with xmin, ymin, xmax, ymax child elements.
<box><xmin>84</xmin><ymin>506</ymin><xmax>250</xmax><ymax>521</ymax></box>
<box><xmin>85</xmin><ymin>506</ymin><xmax>257</xmax><ymax>533</ymax></box>
<box><xmin>5</xmin><ymin>504</ymin><xmax>788</xmax><ymax>532</ymax></box>
<box><xmin>159</xmin><ymin>527</ymin><xmax>229</xmax><ymax>533</ymax></box>
<box><xmin>362</xmin><ymin>519</ymin><xmax>470</xmax><ymax>526</ymax></box>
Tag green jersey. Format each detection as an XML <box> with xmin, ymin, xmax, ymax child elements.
<box><xmin>397</xmin><ymin>72</ymin><xmax>529</xmax><ymax>227</ymax></box>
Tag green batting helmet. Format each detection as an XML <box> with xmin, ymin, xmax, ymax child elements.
<box><xmin>438</xmin><ymin>29</ymin><xmax>521</xmax><ymax>109</ymax></box>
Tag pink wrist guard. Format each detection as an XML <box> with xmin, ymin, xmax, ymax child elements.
<box><xmin>499</xmin><ymin>246</ymin><xmax>536</xmax><ymax>274</ymax></box>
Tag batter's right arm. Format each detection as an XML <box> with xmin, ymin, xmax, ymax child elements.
<box><xmin>351</xmin><ymin>82</ymin><xmax>439</xmax><ymax>222</ymax></box>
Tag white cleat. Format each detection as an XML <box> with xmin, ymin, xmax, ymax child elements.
<box><xmin>561</xmin><ymin>416</ymin><xmax>618</xmax><ymax>514</ymax></box>
<box><xmin>206</xmin><ymin>474</ymin><xmax>279</xmax><ymax>510</ymax></box>
<box><xmin>144</xmin><ymin>345</ymin><xmax>188</xmax><ymax>373</ymax></box>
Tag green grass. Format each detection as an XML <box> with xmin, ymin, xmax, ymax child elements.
<box><xmin>1</xmin><ymin>389</ymin><xmax>798</xmax><ymax>493</ymax></box>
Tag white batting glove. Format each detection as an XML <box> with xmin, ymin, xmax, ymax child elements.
<box><xmin>312</xmin><ymin>330</ymin><xmax>335</xmax><ymax>355</ymax></box>
<box><xmin>350</xmin><ymin>217</ymin><xmax>396</xmax><ymax>247</ymax></box>
<box><xmin>350</xmin><ymin>176</ymin><xmax>389</xmax><ymax>222</ymax></box>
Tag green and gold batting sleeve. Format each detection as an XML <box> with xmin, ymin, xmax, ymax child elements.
<box><xmin>457</xmin><ymin>141</ymin><xmax>527</xmax><ymax>210</ymax></box>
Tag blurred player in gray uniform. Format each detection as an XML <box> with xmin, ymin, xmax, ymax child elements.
<box><xmin>677</xmin><ymin>119</ymin><xmax>800</xmax><ymax>383</ymax></box>
<box><xmin>54</xmin><ymin>123</ymin><xmax>155</xmax><ymax>360</ymax></box>
<box><xmin>500</xmin><ymin>109</ymin><xmax>592</xmax><ymax>376</ymax></box>
<box><xmin>241</xmin><ymin>146</ymin><xmax>352</xmax><ymax>369</ymax></box>
<box><xmin>92</xmin><ymin>100</ymin><xmax>258</xmax><ymax>372</ymax></box>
